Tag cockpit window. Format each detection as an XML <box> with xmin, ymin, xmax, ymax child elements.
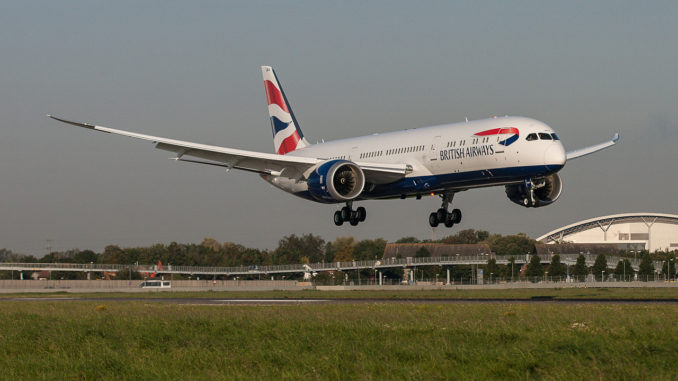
<box><xmin>539</xmin><ymin>133</ymin><xmax>553</xmax><ymax>140</ymax></box>
<box><xmin>551</xmin><ymin>133</ymin><xmax>560</xmax><ymax>140</ymax></box>
<box><xmin>526</xmin><ymin>133</ymin><xmax>538</xmax><ymax>141</ymax></box>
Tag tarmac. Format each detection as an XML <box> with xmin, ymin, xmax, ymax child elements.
<box><xmin>4</xmin><ymin>296</ymin><xmax>678</xmax><ymax>305</ymax></box>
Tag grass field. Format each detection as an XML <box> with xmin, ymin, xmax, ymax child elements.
<box><xmin>1</xmin><ymin>300</ymin><xmax>678</xmax><ymax>380</ymax></box>
<box><xmin>3</xmin><ymin>286</ymin><xmax>678</xmax><ymax>300</ymax></box>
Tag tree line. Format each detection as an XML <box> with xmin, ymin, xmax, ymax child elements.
<box><xmin>0</xmin><ymin>229</ymin><xmax>536</xmax><ymax>267</ymax></box>
<box><xmin>523</xmin><ymin>252</ymin><xmax>674</xmax><ymax>282</ymax></box>
<box><xmin>1</xmin><ymin>229</ymin><xmax>676</xmax><ymax>282</ymax></box>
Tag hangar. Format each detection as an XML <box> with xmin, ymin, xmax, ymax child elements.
<box><xmin>537</xmin><ymin>213</ymin><xmax>678</xmax><ymax>253</ymax></box>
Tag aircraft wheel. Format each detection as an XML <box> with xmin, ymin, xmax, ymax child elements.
<box><xmin>429</xmin><ymin>213</ymin><xmax>439</xmax><ymax>227</ymax></box>
<box><xmin>356</xmin><ymin>206</ymin><xmax>366</xmax><ymax>222</ymax></box>
<box><xmin>341</xmin><ymin>206</ymin><xmax>351</xmax><ymax>221</ymax></box>
<box><xmin>436</xmin><ymin>208</ymin><xmax>448</xmax><ymax>223</ymax></box>
<box><xmin>334</xmin><ymin>211</ymin><xmax>344</xmax><ymax>226</ymax></box>
<box><xmin>451</xmin><ymin>209</ymin><xmax>462</xmax><ymax>224</ymax></box>
<box><xmin>444</xmin><ymin>218</ymin><xmax>454</xmax><ymax>228</ymax></box>
<box><xmin>349</xmin><ymin>215</ymin><xmax>360</xmax><ymax>226</ymax></box>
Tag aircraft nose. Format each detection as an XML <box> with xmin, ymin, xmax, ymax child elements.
<box><xmin>544</xmin><ymin>143</ymin><xmax>566</xmax><ymax>171</ymax></box>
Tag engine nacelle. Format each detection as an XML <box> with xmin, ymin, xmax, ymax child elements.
<box><xmin>505</xmin><ymin>173</ymin><xmax>563</xmax><ymax>208</ymax></box>
<box><xmin>307</xmin><ymin>160</ymin><xmax>366</xmax><ymax>202</ymax></box>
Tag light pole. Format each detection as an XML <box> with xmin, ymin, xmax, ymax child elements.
<box><xmin>602</xmin><ymin>270</ymin><xmax>605</xmax><ymax>282</ymax></box>
<box><xmin>665</xmin><ymin>259</ymin><xmax>673</xmax><ymax>281</ymax></box>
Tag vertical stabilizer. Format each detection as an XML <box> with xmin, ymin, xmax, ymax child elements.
<box><xmin>262</xmin><ymin>66</ymin><xmax>309</xmax><ymax>154</ymax></box>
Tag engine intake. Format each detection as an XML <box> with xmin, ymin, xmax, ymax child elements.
<box><xmin>505</xmin><ymin>173</ymin><xmax>563</xmax><ymax>208</ymax></box>
<box><xmin>307</xmin><ymin>160</ymin><xmax>366</xmax><ymax>202</ymax></box>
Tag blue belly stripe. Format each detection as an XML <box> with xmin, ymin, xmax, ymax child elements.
<box><xmin>290</xmin><ymin>164</ymin><xmax>563</xmax><ymax>203</ymax></box>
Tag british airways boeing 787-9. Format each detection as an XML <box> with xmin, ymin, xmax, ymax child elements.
<box><xmin>50</xmin><ymin>66</ymin><xmax>619</xmax><ymax>228</ymax></box>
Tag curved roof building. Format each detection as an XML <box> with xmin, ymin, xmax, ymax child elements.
<box><xmin>537</xmin><ymin>213</ymin><xmax>678</xmax><ymax>252</ymax></box>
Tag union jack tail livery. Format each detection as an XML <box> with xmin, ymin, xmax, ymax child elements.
<box><xmin>262</xmin><ymin>66</ymin><xmax>309</xmax><ymax>154</ymax></box>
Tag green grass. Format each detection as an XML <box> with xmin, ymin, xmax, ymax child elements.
<box><xmin>1</xmin><ymin>301</ymin><xmax>677</xmax><ymax>380</ymax></box>
<box><xmin>3</xmin><ymin>287</ymin><xmax>678</xmax><ymax>300</ymax></box>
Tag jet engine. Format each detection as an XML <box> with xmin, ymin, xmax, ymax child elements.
<box><xmin>505</xmin><ymin>173</ymin><xmax>563</xmax><ymax>208</ymax></box>
<box><xmin>307</xmin><ymin>159</ymin><xmax>366</xmax><ymax>202</ymax></box>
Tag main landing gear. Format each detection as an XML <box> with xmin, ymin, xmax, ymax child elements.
<box><xmin>429</xmin><ymin>192</ymin><xmax>462</xmax><ymax>228</ymax></box>
<box><xmin>333</xmin><ymin>201</ymin><xmax>366</xmax><ymax>226</ymax></box>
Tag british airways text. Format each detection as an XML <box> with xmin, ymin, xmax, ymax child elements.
<box><xmin>440</xmin><ymin>145</ymin><xmax>494</xmax><ymax>160</ymax></box>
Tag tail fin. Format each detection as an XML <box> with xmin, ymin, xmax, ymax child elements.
<box><xmin>262</xmin><ymin>66</ymin><xmax>309</xmax><ymax>154</ymax></box>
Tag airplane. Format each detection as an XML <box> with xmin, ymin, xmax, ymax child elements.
<box><xmin>49</xmin><ymin>66</ymin><xmax>619</xmax><ymax>228</ymax></box>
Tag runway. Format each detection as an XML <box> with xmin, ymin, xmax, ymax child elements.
<box><xmin>4</xmin><ymin>297</ymin><xmax>678</xmax><ymax>305</ymax></box>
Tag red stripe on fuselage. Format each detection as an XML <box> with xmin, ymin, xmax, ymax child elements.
<box><xmin>474</xmin><ymin>128</ymin><xmax>501</xmax><ymax>136</ymax></box>
<box><xmin>276</xmin><ymin>131</ymin><xmax>301</xmax><ymax>155</ymax></box>
<box><xmin>499</xmin><ymin>127</ymin><xmax>519</xmax><ymax>135</ymax></box>
<box><xmin>264</xmin><ymin>80</ymin><xmax>289</xmax><ymax>113</ymax></box>
<box><xmin>474</xmin><ymin>127</ymin><xmax>519</xmax><ymax>136</ymax></box>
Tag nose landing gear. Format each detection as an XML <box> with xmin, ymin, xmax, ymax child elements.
<box><xmin>428</xmin><ymin>192</ymin><xmax>461</xmax><ymax>228</ymax></box>
<box><xmin>333</xmin><ymin>201</ymin><xmax>366</xmax><ymax>226</ymax></box>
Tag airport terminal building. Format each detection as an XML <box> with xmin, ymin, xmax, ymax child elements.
<box><xmin>537</xmin><ymin>213</ymin><xmax>678</xmax><ymax>252</ymax></box>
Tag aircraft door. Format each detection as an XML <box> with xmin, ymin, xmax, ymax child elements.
<box><xmin>427</xmin><ymin>136</ymin><xmax>442</xmax><ymax>171</ymax></box>
<box><xmin>349</xmin><ymin>146</ymin><xmax>360</xmax><ymax>161</ymax></box>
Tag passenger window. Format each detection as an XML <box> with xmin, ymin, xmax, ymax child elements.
<box><xmin>539</xmin><ymin>133</ymin><xmax>552</xmax><ymax>140</ymax></box>
<box><xmin>551</xmin><ymin>133</ymin><xmax>560</xmax><ymax>140</ymax></box>
<box><xmin>526</xmin><ymin>133</ymin><xmax>538</xmax><ymax>141</ymax></box>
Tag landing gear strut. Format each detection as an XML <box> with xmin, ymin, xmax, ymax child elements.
<box><xmin>333</xmin><ymin>201</ymin><xmax>366</xmax><ymax>226</ymax></box>
<box><xmin>428</xmin><ymin>192</ymin><xmax>461</xmax><ymax>228</ymax></box>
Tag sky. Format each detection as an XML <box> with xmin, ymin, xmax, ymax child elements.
<box><xmin>1</xmin><ymin>1</ymin><xmax>677</xmax><ymax>255</ymax></box>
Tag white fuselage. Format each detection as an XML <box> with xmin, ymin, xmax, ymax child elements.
<box><xmin>265</xmin><ymin>116</ymin><xmax>566</xmax><ymax>202</ymax></box>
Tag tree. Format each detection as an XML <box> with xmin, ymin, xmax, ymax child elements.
<box><xmin>395</xmin><ymin>237</ymin><xmax>420</xmax><ymax>244</ymax></box>
<box><xmin>638</xmin><ymin>253</ymin><xmax>655</xmax><ymax>280</ymax></box>
<box><xmin>329</xmin><ymin>237</ymin><xmax>356</xmax><ymax>262</ymax></box>
<box><xmin>547</xmin><ymin>254</ymin><xmax>567</xmax><ymax>280</ymax></box>
<box><xmin>489</xmin><ymin>233</ymin><xmax>536</xmax><ymax>256</ymax></box>
<box><xmin>73</xmin><ymin>250</ymin><xmax>98</xmax><ymax>264</ymax></box>
<box><xmin>200</xmin><ymin>237</ymin><xmax>222</xmax><ymax>252</ymax></box>
<box><xmin>525</xmin><ymin>255</ymin><xmax>543</xmax><ymax>279</ymax></box>
<box><xmin>99</xmin><ymin>245</ymin><xmax>128</xmax><ymax>264</ymax></box>
<box><xmin>353</xmin><ymin>239</ymin><xmax>387</xmax><ymax>261</ymax></box>
<box><xmin>614</xmin><ymin>259</ymin><xmax>632</xmax><ymax>281</ymax></box>
<box><xmin>486</xmin><ymin>258</ymin><xmax>499</xmax><ymax>281</ymax></box>
<box><xmin>572</xmin><ymin>254</ymin><xmax>588</xmax><ymax>279</ymax></box>
<box><xmin>440</xmin><ymin>229</ymin><xmax>489</xmax><ymax>244</ymax></box>
<box><xmin>591</xmin><ymin>254</ymin><xmax>608</xmax><ymax>281</ymax></box>
<box><xmin>274</xmin><ymin>234</ymin><xmax>325</xmax><ymax>264</ymax></box>
<box><xmin>661</xmin><ymin>256</ymin><xmax>676</xmax><ymax>278</ymax></box>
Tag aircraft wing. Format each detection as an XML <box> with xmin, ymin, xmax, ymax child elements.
<box><xmin>566</xmin><ymin>133</ymin><xmax>620</xmax><ymax>160</ymax></box>
<box><xmin>49</xmin><ymin>115</ymin><xmax>410</xmax><ymax>183</ymax></box>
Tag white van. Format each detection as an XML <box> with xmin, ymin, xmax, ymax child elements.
<box><xmin>139</xmin><ymin>280</ymin><xmax>171</xmax><ymax>289</ymax></box>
